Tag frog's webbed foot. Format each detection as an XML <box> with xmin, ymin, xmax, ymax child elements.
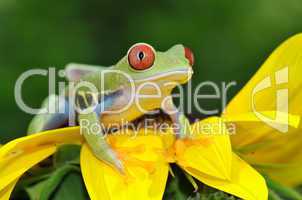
<box><xmin>90</xmin><ymin>141</ymin><xmax>125</xmax><ymax>173</ymax></box>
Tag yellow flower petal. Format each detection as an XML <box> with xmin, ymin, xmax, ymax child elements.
<box><xmin>238</xmin><ymin>128</ymin><xmax>302</xmax><ymax>186</ymax></box>
<box><xmin>81</xmin><ymin>132</ymin><xmax>169</xmax><ymax>200</ymax></box>
<box><xmin>224</xmin><ymin>33</ymin><xmax>302</xmax><ymax>119</ymax></box>
<box><xmin>0</xmin><ymin>127</ymin><xmax>83</xmax><ymax>191</ymax></box>
<box><xmin>0</xmin><ymin>145</ymin><xmax>55</xmax><ymax>191</ymax></box>
<box><xmin>0</xmin><ymin>127</ymin><xmax>82</xmax><ymax>158</ymax></box>
<box><xmin>223</xmin><ymin>34</ymin><xmax>302</xmax><ymax>186</ymax></box>
<box><xmin>259</xmin><ymin>163</ymin><xmax>302</xmax><ymax>187</ymax></box>
<box><xmin>176</xmin><ymin>117</ymin><xmax>232</xmax><ymax>180</ymax></box>
<box><xmin>184</xmin><ymin>153</ymin><xmax>268</xmax><ymax>200</ymax></box>
<box><xmin>222</xmin><ymin>112</ymin><xmax>299</xmax><ymax>148</ymax></box>
<box><xmin>223</xmin><ymin>33</ymin><xmax>302</xmax><ymax>146</ymax></box>
<box><xmin>0</xmin><ymin>179</ymin><xmax>18</xmax><ymax>200</ymax></box>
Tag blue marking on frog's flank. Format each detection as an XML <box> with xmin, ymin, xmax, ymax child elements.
<box><xmin>42</xmin><ymin>97</ymin><xmax>70</xmax><ymax>130</ymax></box>
<box><xmin>94</xmin><ymin>89</ymin><xmax>122</xmax><ymax>117</ymax></box>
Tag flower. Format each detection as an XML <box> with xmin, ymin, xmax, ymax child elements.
<box><xmin>1</xmin><ymin>33</ymin><xmax>302</xmax><ymax>200</ymax></box>
<box><xmin>0</xmin><ymin>118</ymin><xmax>267</xmax><ymax>200</ymax></box>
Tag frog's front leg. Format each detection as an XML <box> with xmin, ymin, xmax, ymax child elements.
<box><xmin>161</xmin><ymin>96</ymin><xmax>192</xmax><ymax>138</ymax></box>
<box><xmin>77</xmin><ymin>92</ymin><xmax>124</xmax><ymax>173</ymax></box>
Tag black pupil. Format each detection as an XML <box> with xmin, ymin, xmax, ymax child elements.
<box><xmin>138</xmin><ymin>51</ymin><xmax>144</xmax><ymax>60</ymax></box>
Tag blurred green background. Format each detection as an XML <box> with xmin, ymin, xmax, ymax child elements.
<box><xmin>0</xmin><ymin>0</ymin><xmax>302</xmax><ymax>143</ymax></box>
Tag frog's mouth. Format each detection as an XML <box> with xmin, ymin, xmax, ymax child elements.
<box><xmin>135</xmin><ymin>68</ymin><xmax>193</xmax><ymax>84</ymax></box>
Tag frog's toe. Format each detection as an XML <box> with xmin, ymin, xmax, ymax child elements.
<box><xmin>114</xmin><ymin>159</ymin><xmax>125</xmax><ymax>174</ymax></box>
<box><xmin>94</xmin><ymin>148</ymin><xmax>125</xmax><ymax>174</ymax></box>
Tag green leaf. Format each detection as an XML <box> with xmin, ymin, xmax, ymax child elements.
<box><xmin>20</xmin><ymin>145</ymin><xmax>82</xmax><ymax>200</ymax></box>
<box><xmin>199</xmin><ymin>186</ymin><xmax>237</xmax><ymax>200</ymax></box>
<box><xmin>268</xmin><ymin>189</ymin><xmax>283</xmax><ymax>200</ymax></box>
<box><xmin>50</xmin><ymin>172</ymin><xmax>88</xmax><ymax>200</ymax></box>
<box><xmin>26</xmin><ymin>179</ymin><xmax>46</xmax><ymax>200</ymax></box>
<box><xmin>164</xmin><ymin>165</ymin><xmax>239</xmax><ymax>200</ymax></box>
<box><xmin>25</xmin><ymin>165</ymin><xmax>81</xmax><ymax>200</ymax></box>
<box><xmin>39</xmin><ymin>165</ymin><xmax>80</xmax><ymax>200</ymax></box>
<box><xmin>53</xmin><ymin>144</ymin><xmax>81</xmax><ymax>167</ymax></box>
<box><xmin>166</xmin><ymin>176</ymin><xmax>188</xmax><ymax>200</ymax></box>
<box><xmin>164</xmin><ymin>165</ymin><xmax>195</xmax><ymax>200</ymax></box>
<box><xmin>265</xmin><ymin>176</ymin><xmax>302</xmax><ymax>200</ymax></box>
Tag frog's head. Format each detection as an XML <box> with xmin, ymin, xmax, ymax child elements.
<box><xmin>113</xmin><ymin>43</ymin><xmax>194</xmax><ymax>86</ymax></box>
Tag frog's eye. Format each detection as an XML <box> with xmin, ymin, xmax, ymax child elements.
<box><xmin>184</xmin><ymin>47</ymin><xmax>194</xmax><ymax>66</ymax></box>
<box><xmin>127</xmin><ymin>43</ymin><xmax>155</xmax><ymax>71</ymax></box>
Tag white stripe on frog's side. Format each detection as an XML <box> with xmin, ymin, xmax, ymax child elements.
<box><xmin>135</xmin><ymin>68</ymin><xmax>193</xmax><ymax>83</ymax></box>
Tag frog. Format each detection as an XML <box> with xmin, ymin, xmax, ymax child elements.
<box><xmin>27</xmin><ymin>43</ymin><xmax>194</xmax><ymax>173</ymax></box>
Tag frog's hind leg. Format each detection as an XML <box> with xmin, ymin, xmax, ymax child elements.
<box><xmin>27</xmin><ymin>95</ymin><xmax>70</xmax><ymax>134</ymax></box>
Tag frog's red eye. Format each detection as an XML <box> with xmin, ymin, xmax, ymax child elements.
<box><xmin>128</xmin><ymin>43</ymin><xmax>155</xmax><ymax>70</ymax></box>
<box><xmin>184</xmin><ymin>47</ymin><xmax>194</xmax><ymax>66</ymax></box>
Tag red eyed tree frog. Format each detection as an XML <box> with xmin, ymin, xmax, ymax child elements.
<box><xmin>28</xmin><ymin>43</ymin><xmax>194</xmax><ymax>172</ymax></box>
